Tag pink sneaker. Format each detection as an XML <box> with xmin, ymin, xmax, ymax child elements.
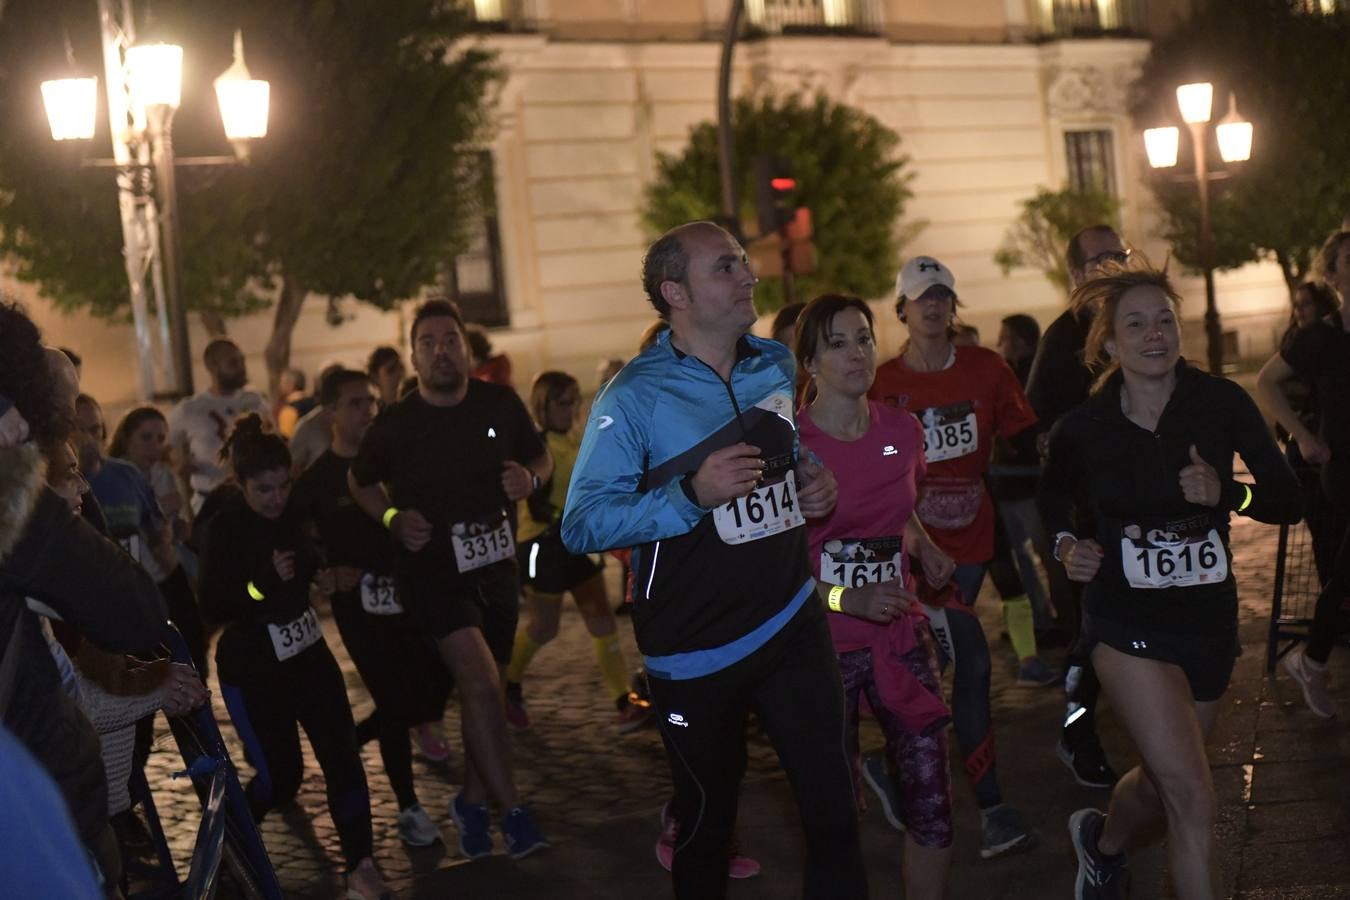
<box><xmin>655</xmin><ymin>803</ymin><xmax>761</xmax><ymax>878</ymax></box>
<box><xmin>410</xmin><ymin>723</ymin><xmax>451</xmax><ymax>762</ymax></box>
<box><xmin>1283</xmin><ymin>648</ymin><xmax>1336</xmax><ymax>718</ymax></box>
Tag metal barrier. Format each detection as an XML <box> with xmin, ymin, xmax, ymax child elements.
<box><xmin>1267</xmin><ymin>517</ymin><xmax>1350</xmax><ymax>673</ymax></box>
<box><xmin>126</xmin><ymin>626</ymin><xmax>283</xmax><ymax>900</ymax></box>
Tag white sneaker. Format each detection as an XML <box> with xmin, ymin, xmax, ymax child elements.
<box><xmin>397</xmin><ymin>804</ymin><xmax>442</xmax><ymax>847</ymax></box>
<box><xmin>1282</xmin><ymin>648</ymin><xmax>1336</xmax><ymax>718</ymax></box>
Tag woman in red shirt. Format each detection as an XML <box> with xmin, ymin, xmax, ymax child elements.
<box><xmin>869</xmin><ymin>255</ymin><xmax>1039</xmax><ymax>859</ymax></box>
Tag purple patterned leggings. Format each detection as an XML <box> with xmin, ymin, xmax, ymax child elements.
<box><xmin>837</xmin><ymin>629</ymin><xmax>953</xmax><ymax>849</ymax></box>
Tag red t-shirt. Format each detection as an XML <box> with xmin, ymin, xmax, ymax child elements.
<box><xmin>799</xmin><ymin>401</ymin><xmax>926</xmax><ymax>648</ymax></box>
<box><xmin>868</xmin><ymin>345</ymin><xmax>1037</xmax><ymax>564</ymax></box>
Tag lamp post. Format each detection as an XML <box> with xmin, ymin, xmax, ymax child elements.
<box><xmin>39</xmin><ymin>2</ymin><xmax>268</xmax><ymax>400</ymax></box>
<box><xmin>1144</xmin><ymin>83</ymin><xmax>1252</xmax><ymax>375</ymax></box>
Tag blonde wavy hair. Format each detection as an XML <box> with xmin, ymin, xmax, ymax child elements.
<box><xmin>1074</xmin><ymin>262</ymin><xmax>1183</xmax><ymax>392</ymax></box>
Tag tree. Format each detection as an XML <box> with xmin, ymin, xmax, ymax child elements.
<box><xmin>0</xmin><ymin>0</ymin><xmax>499</xmax><ymax>395</ymax></box>
<box><xmin>994</xmin><ymin>186</ymin><xmax>1121</xmax><ymax>293</ymax></box>
<box><xmin>1131</xmin><ymin>0</ymin><xmax>1350</xmax><ymax>297</ymax></box>
<box><xmin>642</xmin><ymin>91</ymin><xmax>914</xmax><ymax>311</ymax></box>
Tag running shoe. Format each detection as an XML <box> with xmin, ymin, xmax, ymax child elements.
<box><xmin>501</xmin><ymin>806</ymin><xmax>549</xmax><ymax>859</ymax></box>
<box><xmin>396</xmin><ymin>804</ymin><xmax>441</xmax><ymax>847</ymax></box>
<box><xmin>979</xmin><ymin>804</ymin><xmax>1036</xmax><ymax>859</ymax></box>
<box><xmin>505</xmin><ymin>681</ymin><xmax>531</xmax><ymax>730</ymax></box>
<box><xmin>450</xmin><ymin>793</ymin><xmax>493</xmax><ymax>860</ymax></box>
<box><xmin>655</xmin><ymin>803</ymin><xmax>761</xmax><ymax>877</ymax></box>
<box><xmin>1282</xmin><ymin>647</ymin><xmax>1336</xmax><ymax>718</ymax></box>
<box><xmin>1057</xmin><ymin>729</ymin><xmax>1118</xmax><ymax>789</ymax></box>
<box><xmin>409</xmin><ymin>722</ymin><xmax>451</xmax><ymax>763</ymax></box>
<box><xmin>345</xmin><ymin>858</ymin><xmax>396</xmax><ymax>900</ymax></box>
<box><xmin>1069</xmin><ymin>808</ymin><xmax>1129</xmax><ymax>899</ymax></box>
<box><xmin>860</xmin><ymin>751</ymin><xmax>906</xmax><ymax>832</ymax></box>
<box><xmin>616</xmin><ymin>694</ymin><xmax>654</xmax><ymax>734</ymax></box>
<box><xmin>1016</xmin><ymin>657</ymin><xmax>1059</xmax><ymax>687</ymax></box>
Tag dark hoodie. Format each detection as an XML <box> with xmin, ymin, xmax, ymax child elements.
<box><xmin>0</xmin><ymin>442</ymin><xmax>168</xmax><ymax>880</ymax></box>
<box><xmin>1039</xmin><ymin>361</ymin><xmax>1301</xmax><ymax>633</ymax></box>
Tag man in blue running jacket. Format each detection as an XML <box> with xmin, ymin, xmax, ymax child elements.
<box><xmin>563</xmin><ymin>221</ymin><xmax>867</xmax><ymax>899</ymax></box>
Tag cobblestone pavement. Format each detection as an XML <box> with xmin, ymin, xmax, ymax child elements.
<box><xmin>136</xmin><ymin>514</ymin><xmax>1350</xmax><ymax>899</ymax></box>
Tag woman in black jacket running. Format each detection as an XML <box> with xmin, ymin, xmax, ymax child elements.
<box><xmin>198</xmin><ymin>414</ymin><xmax>393</xmax><ymax>899</ymax></box>
<box><xmin>1040</xmin><ymin>267</ymin><xmax>1299</xmax><ymax>900</ymax></box>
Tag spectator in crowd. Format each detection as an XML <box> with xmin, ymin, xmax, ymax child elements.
<box><xmin>0</xmin><ymin>299</ymin><xmax>169</xmax><ymax>895</ymax></box>
<box><xmin>276</xmin><ymin>367</ymin><xmax>318</xmax><ymax>439</ymax></box>
<box><xmin>168</xmin><ymin>339</ymin><xmax>272</xmax><ymax>513</ymax></box>
<box><xmin>289</xmin><ymin>362</ymin><xmax>344</xmax><ymax>474</ymax></box>
<box><xmin>465</xmin><ymin>323</ymin><xmax>513</xmax><ymax>388</ymax></box>
<box><xmin>367</xmin><ymin>346</ymin><xmax>406</xmax><ymax>411</ymax></box>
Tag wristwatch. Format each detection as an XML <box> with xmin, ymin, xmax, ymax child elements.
<box><xmin>1052</xmin><ymin>531</ymin><xmax>1076</xmax><ymax>562</ymax></box>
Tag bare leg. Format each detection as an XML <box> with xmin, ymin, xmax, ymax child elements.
<box><xmin>436</xmin><ymin>627</ymin><xmax>519</xmax><ymax>810</ymax></box>
<box><xmin>572</xmin><ymin>572</ymin><xmax>616</xmax><ymax>638</ymax></box>
<box><xmin>1092</xmin><ymin>643</ymin><xmax>1220</xmax><ymax>900</ymax></box>
<box><xmin>522</xmin><ymin>586</ymin><xmax>564</xmax><ymax>646</ymax></box>
<box><xmin>904</xmin><ymin>836</ymin><xmax>952</xmax><ymax>900</ymax></box>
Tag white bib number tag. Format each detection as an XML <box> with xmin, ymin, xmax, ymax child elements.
<box><xmin>918</xmin><ymin>402</ymin><xmax>978</xmax><ymax>463</ymax></box>
<box><xmin>819</xmin><ymin>536</ymin><xmax>903</xmax><ymax>588</ymax></box>
<box><xmin>713</xmin><ymin>470</ymin><xmax>804</xmax><ymax>545</ymax></box>
<box><xmin>118</xmin><ymin>534</ymin><xmax>142</xmax><ymax>564</ymax></box>
<box><xmin>267</xmin><ymin>607</ymin><xmax>322</xmax><ymax>661</ymax></box>
<box><xmin>452</xmin><ymin>517</ymin><xmax>515</xmax><ymax>573</ymax></box>
<box><xmin>359</xmin><ymin>573</ymin><xmax>403</xmax><ymax>616</ymax></box>
<box><xmin>1120</xmin><ymin>526</ymin><xmax>1227</xmax><ymax>589</ymax></box>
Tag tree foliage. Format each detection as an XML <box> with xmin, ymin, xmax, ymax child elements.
<box><xmin>1131</xmin><ymin>0</ymin><xmax>1350</xmax><ymax>294</ymax></box>
<box><xmin>994</xmin><ymin>185</ymin><xmax>1121</xmax><ymax>293</ymax></box>
<box><xmin>0</xmin><ymin>0</ymin><xmax>499</xmax><ymax>388</ymax></box>
<box><xmin>642</xmin><ymin>91</ymin><xmax>914</xmax><ymax>312</ymax></box>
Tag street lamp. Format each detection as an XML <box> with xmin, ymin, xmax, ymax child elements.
<box><xmin>1144</xmin><ymin>83</ymin><xmax>1252</xmax><ymax>375</ymax></box>
<box><xmin>38</xmin><ymin>6</ymin><xmax>269</xmax><ymax>400</ymax></box>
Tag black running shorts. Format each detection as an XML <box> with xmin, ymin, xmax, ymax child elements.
<box><xmin>1082</xmin><ymin>611</ymin><xmax>1238</xmax><ymax>702</ymax></box>
<box><xmin>395</xmin><ymin>554</ymin><xmax>520</xmax><ymax>664</ymax></box>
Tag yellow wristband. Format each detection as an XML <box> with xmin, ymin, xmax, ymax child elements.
<box><xmin>827</xmin><ymin>585</ymin><xmax>846</xmax><ymax>613</ymax></box>
<box><xmin>382</xmin><ymin>507</ymin><xmax>399</xmax><ymax>529</ymax></box>
<box><xmin>246</xmin><ymin>581</ymin><xmax>265</xmax><ymax>602</ymax></box>
<box><xmin>1237</xmin><ymin>483</ymin><xmax>1253</xmax><ymax>512</ymax></box>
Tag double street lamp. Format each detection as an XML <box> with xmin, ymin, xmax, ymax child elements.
<box><xmin>39</xmin><ymin>3</ymin><xmax>269</xmax><ymax>399</ymax></box>
<box><xmin>1144</xmin><ymin>82</ymin><xmax>1253</xmax><ymax>375</ymax></box>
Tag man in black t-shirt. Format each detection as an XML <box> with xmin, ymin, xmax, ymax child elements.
<box><xmin>1025</xmin><ymin>224</ymin><xmax>1130</xmax><ymax>790</ymax></box>
<box><xmin>350</xmin><ymin>299</ymin><xmax>553</xmax><ymax>860</ymax></box>
<box><xmin>1257</xmin><ymin>228</ymin><xmax>1350</xmax><ymax>718</ymax></box>
<box><xmin>290</xmin><ymin>368</ymin><xmax>452</xmax><ymax>848</ymax></box>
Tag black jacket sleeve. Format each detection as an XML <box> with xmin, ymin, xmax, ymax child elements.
<box><xmin>1218</xmin><ymin>380</ymin><xmax>1302</xmax><ymax>525</ymax></box>
<box><xmin>1025</xmin><ymin>312</ymin><xmax>1093</xmax><ymax>428</ymax></box>
<box><xmin>1</xmin><ymin>489</ymin><xmax>168</xmax><ymax>653</ymax></box>
<box><xmin>1037</xmin><ymin>417</ymin><xmax>1080</xmax><ymax>539</ymax></box>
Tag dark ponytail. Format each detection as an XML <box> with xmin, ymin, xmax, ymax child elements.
<box><xmin>220</xmin><ymin>413</ymin><xmax>290</xmax><ymax>482</ymax></box>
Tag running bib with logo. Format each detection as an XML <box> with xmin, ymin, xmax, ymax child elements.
<box><xmin>118</xmin><ymin>534</ymin><xmax>142</xmax><ymax>564</ymax></box>
<box><xmin>819</xmin><ymin>536</ymin><xmax>902</xmax><ymax>588</ymax></box>
<box><xmin>451</xmin><ymin>515</ymin><xmax>515</xmax><ymax>574</ymax></box>
<box><xmin>917</xmin><ymin>401</ymin><xmax>978</xmax><ymax>463</ymax></box>
<box><xmin>1119</xmin><ymin>524</ymin><xmax>1228</xmax><ymax>589</ymax></box>
<box><xmin>713</xmin><ymin>470</ymin><xmax>804</xmax><ymax>545</ymax></box>
<box><xmin>267</xmin><ymin>607</ymin><xmax>322</xmax><ymax>661</ymax></box>
<box><xmin>359</xmin><ymin>573</ymin><xmax>403</xmax><ymax>616</ymax></box>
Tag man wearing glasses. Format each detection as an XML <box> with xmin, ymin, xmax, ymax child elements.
<box><xmin>1025</xmin><ymin>224</ymin><xmax>1129</xmax><ymax>793</ymax></box>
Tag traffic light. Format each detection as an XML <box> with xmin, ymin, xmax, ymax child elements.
<box><xmin>754</xmin><ymin>155</ymin><xmax>796</xmax><ymax>239</ymax></box>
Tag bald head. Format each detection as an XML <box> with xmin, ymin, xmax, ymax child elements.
<box><xmin>203</xmin><ymin>339</ymin><xmax>247</xmax><ymax>393</ymax></box>
<box><xmin>44</xmin><ymin>346</ymin><xmax>79</xmax><ymax>418</ymax></box>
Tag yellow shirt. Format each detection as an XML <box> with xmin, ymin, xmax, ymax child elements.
<box><xmin>517</xmin><ymin>429</ymin><xmax>578</xmax><ymax>543</ymax></box>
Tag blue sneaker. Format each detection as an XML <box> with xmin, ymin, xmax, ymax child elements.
<box><xmin>450</xmin><ymin>793</ymin><xmax>493</xmax><ymax>860</ymax></box>
<box><xmin>501</xmin><ymin>805</ymin><xmax>549</xmax><ymax>859</ymax></box>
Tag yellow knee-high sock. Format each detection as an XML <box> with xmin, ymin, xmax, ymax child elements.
<box><xmin>1002</xmin><ymin>595</ymin><xmax>1038</xmax><ymax>661</ymax></box>
<box><xmin>506</xmin><ymin>629</ymin><xmax>543</xmax><ymax>684</ymax></box>
<box><xmin>593</xmin><ymin>633</ymin><xmax>630</xmax><ymax>703</ymax></box>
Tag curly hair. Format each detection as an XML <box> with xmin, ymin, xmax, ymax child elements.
<box><xmin>219</xmin><ymin>413</ymin><xmax>290</xmax><ymax>482</ymax></box>
<box><xmin>0</xmin><ymin>299</ymin><xmax>71</xmax><ymax>447</ymax></box>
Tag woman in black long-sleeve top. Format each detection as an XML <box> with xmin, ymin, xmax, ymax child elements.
<box><xmin>1039</xmin><ymin>268</ymin><xmax>1299</xmax><ymax>900</ymax></box>
<box><xmin>198</xmin><ymin>414</ymin><xmax>393</xmax><ymax>900</ymax></box>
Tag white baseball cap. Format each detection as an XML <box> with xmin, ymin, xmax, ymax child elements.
<box><xmin>897</xmin><ymin>256</ymin><xmax>956</xmax><ymax>299</ymax></box>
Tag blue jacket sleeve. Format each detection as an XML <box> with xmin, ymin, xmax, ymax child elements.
<box><xmin>561</xmin><ymin>379</ymin><xmax>707</xmax><ymax>554</ymax></box>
